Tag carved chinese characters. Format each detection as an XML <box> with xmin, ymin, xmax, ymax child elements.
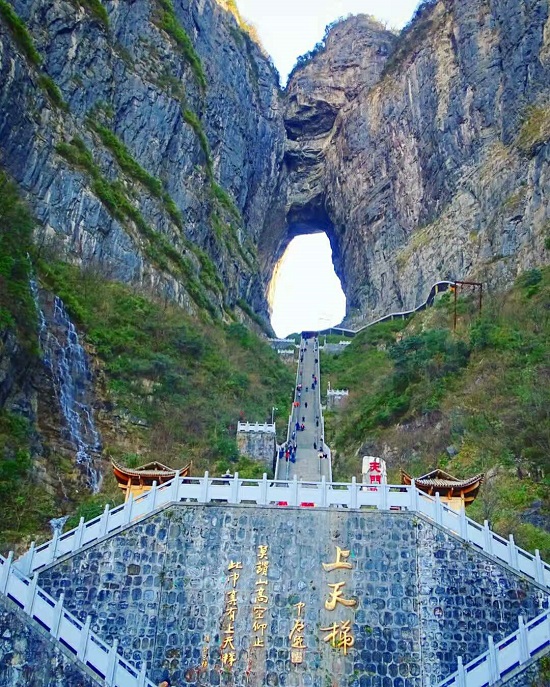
<box><xmin>252</xmin><ymin>544</ymin><xmax>269</xmax><ymax>649</ymax></box>
<box><xmin>321</xmin><ymin>545</ymin><xmax>357</xmax><ymax>655</ymax></box>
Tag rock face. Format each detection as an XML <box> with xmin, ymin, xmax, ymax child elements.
<box><xmin>268</xmin><ymin>0</ymin><xmax>550</xmax><ymax>325</ymax></box>
<box><xmin>2</xmin><ymin>0</ymin><xmax>549</xmax><ymax>327</ymax></box>
<box><xmin>0</xmin><ymin>0</ymin><xmax>285</xmax><ymax>323</ymax></box>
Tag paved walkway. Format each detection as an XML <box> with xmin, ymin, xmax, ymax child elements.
<box><xmin>276</xmin><ymin>335</ymin><xmax>331</xmax><ymax>482</ymax></box>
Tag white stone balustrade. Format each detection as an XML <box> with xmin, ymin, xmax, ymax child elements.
<box><xmin>0</xmin><ymin>552</ymin><xmax>155</xmax><ymax>687</ymax></box>
<box><xmin>438</xmin><ymin>609</ymin><xmax>550</xmax><ymax>687</ymax></box>
<box><xmin>327</xmin><ymin>389</ymin><xmax>349</xmax><ymax>397</ymax></box>
<box><xmin>15</xmin><ymin>474</ymin><xmax>550</xmax><ymax>590</ymax></box>
<box><xmin>237</xmin><ymin>421</ymin><xmax>276</xmax><ymax>433</ymax></box>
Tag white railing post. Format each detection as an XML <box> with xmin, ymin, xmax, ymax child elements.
<box><xmin>231</xmin><ymin>473</ymin><xmax>240</xmax><ymax>504</ymax></box>
<box><xmin>200</xmin><ymin>471</ymin><xmax>210</xmax><ymax>503</ymax></box>
<box><xmin>99</xmin><ymin>504</ymin><xmax>110</xmax><ymax>537</ymax></box>
<box><xmin>24</xmin><ymin>573</ymin><xmax>39</xmax><ymax>614</ymax></box>
<box><xmin>49</xmin><ymin>529</ymin><xmax>60</xmax><ymax>563</ymax></box>
<box><xmin>483</xmin><ymin>520</ymin><xmax>494</xmax><ymax>556</ymax></box>
<box><xmin>350</xmin><ymin>477</ymin><xmax>358</xmax><ymax>509</ymax></box>
<box><xmin>138</xmin><ymin>662</ymin><xmax>148</xmax><ymax>687</ymax></box>
<box><xmin>291</xmin><ymin>475</ymin><xmax>299</xmax><ymax>506</ymax></box>
<box><xmin>508</xmin><ymin>534</ymin><xmax>519</xmax><ymax>569</ymax></box>
<box><xmin>457</xmin><ymin>656</ymin><xmax>466</xmax><ymax>687</ymax></box>
<box><xmin>77</xmin><ymin>615</ymin><xmax>92</xmax><ymax>660</ymax></box>
<box><xmin>22</xmin><ymin>541</ymin><xmax>35</xmax><ymax>576</ymax></box>
<box><xmin>123</xmin><ymin>495</ymin><xmax>134</xmax><ymax>526</ymax></box>
<box><xmin>260</xmin><ymin>474</ymin><xmax>268</xmax><ymax>505</ymax></box>
<box><xmin>487</xmin><ymin>635</ymin><xmax>499</xmax><ymax>684</ymax></box>
<box><xmin>0</xmin><ymin>552</ymin><xmax>13</xmax><ymax>593</ymax></box>
<box><xmin>459</xmin><ymin>507</ymin><xmax>468</xmax><ymax>540</ymax></box>
<box><xmin>321</xmin><ymin>476</ymin><xmax>328</xmax><ymax>507</ymax></box>
<box><xmin>149</xmin><ymin>481</ymin><xmax>158</xmax><ymax>510</ymax></box>
<box><xmin>435</xmin><ymin>493</ymin><xmax>442</xmax><ymax>525</ymax></box>
<box><xmin>535</xmin><ymin>549</ymin><xmax>545</xmax><ymax>585</ymax></box>
<box><xmin>380</xmin><ymin>483</ymin><xmax>388</xmax><ymax>510</ymax></box>
<box><xmin>409</xmin><ymin>480</ymin><xmax>419</xmax><ymax>511</ymax></box>
<box><xmin>73</xmin><ymin>517</ymin><xmax>85</xmax><ymax>551</ymax></box>
<box><xmin>50</xmin><ymin>593</ymin><xmax>65</xmax><ymax>639</ymax></box>
<box><xmin>171</xmin><ymin>471</ymin><xmax>180</xmax><ymax>502</ymax></box>
<box><xmin>105</xmin><ymin>638</ymin><xmax>119</xmax><ymax>685</ymax></box>
<box><xmin>518</xmin><ymin>616</ymin><xmax>529</xmax><ymax>664</ymax></box>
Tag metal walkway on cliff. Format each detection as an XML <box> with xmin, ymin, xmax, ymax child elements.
<box><xmin>275</xmin><ymin>334</ymin><xmax>331</xmax><ymax>483</ymax></box>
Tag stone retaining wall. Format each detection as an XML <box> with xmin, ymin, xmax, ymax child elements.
<box><xmin>0</xmin><ymin>594</ymin><xmax>101</xmax><ymax>687</ymax></box>
<box><xmin>36</xmin><ymin>506</ymin><xmax>547</xmax><ymax>687</ymax></box>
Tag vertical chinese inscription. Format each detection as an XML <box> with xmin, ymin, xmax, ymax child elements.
<box><xmin>320</xmin><ymin>546</ymin><xmax>357</xmax><ymax>654</ymax></box>
<box><xmin>252</xmin><ymin>544</ymin><xmax>269</xmax><ymax>648</ymax></box>
<box><xmin>221</xmin><ymin>560</ymin><xmax>242</xmax><ymax>668</ymax></box>
<box><xmin>289</xmin><ymin>601</ymin><xmax>306</xmax><ymax>664</ymax></box>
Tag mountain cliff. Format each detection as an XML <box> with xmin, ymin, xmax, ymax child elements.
<box><xmin>274</xmin><ymin>0</ymin><xmax>550</xmax><ymax>325</ymax></box>
<box><xmin>0</xmin><ymin>0</ymin><xmax>284</xmax><ymax>323</ymax></box>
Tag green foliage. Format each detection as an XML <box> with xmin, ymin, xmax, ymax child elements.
<box><xmin>91</xmin><ymin>122</ymin><xmax>163</xmax><ymax>195</ymax></box>
<box><xmin>325</xmin><ymin>267</ymin><xmax>550</xmax><ymax>556</ymax></box>
<box><xmin>0</xmin><ymin>171</ymin><xmax>38</xmax><ymax>354</ymax></box>
<box><xmin>36</xmin><ymin>263</ymin><xmax>293</xmax><ymax>474</ymax></box>
<box><xmin>516</xmin><ymin>105</ymin><xmax>550</xmax><ymax>154</ymax></box>
<box><xmin>211</xmin><ymin>182</ymin><xmax>241</xmax><ymax>220</ymax></box>
<box><xmin>89</xmin><ymin>121</ymin><xmax>184</xmax><ymax>226</ymax></box>
<box><xmin>0</xmin><ymin>411</ymin><xmax>56</xmax><ymax>551</ymax></box>
<box><xmin>155</xmin><ymin>0</ymin><xmax>206</xmax><ymax>91</ymax></box>
<box><xmin>0</xmin><ymin>0</ymin><xmax>42</xmax><ymax>66</ymax></box>
<box><xmin>183</xmin><ymin>108</ymin><xmax>212</xmax><ymax>172</ymax></box>
<box><xmin>56</xmin><ymin>138</ymin><xmax>217</xmax><ymax>314</ymax></box>
<box><xmin>78</xmin><ymin>0</ymin><xmax>109</xmax><ymax>27</ymax></box>
<box><xmin>236</xmin><ymin>299</ymin><xmax>270</xmax><ymax>335</ymax></box>
<box><xmin>38</xmin><ymin>74</ymin><xmax>67</xmax><ymax>110</ymax></box>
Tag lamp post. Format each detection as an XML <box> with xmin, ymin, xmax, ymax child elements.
<box><xmin>271</xmin><ymin>407</ymin><xmax>278</xmax><ymax>424</ymax></box>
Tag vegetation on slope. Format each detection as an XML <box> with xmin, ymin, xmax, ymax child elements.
<box><xmin>0</xmin><ymin>172</ymin><xmax>37</xmax><ymax>353</ymax></box>
<box><xmin>322</xmin><ymin>270</ymin><xmax>550</xmax><ymax>557</ymax></box>
<box><xmin>38</xmin><ymin>261</ymin><xmax>293</xmax><ymax>483</ymax></box>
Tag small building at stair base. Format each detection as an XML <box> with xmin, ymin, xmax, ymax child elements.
<box><xmin>401</xmin><ymin>468</ymin><xmax>484</xmax><ymax>510</ymax></box>
<box><xmin>112</xmin><ymin>459</ymin><xmax>191</xmax><ymax>501</ymax></box>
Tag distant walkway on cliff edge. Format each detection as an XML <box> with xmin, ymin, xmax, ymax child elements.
<box><xmin>275</xmin><ymin>334</ymin><xmax>331</xmax><ymax>483</ymax></box>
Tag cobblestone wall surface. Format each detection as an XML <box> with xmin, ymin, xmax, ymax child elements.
<box><xmin>416</xmin><ymin>520</ymin><xmax>546</xmax><ymax>684</ymax></box>
<box><xmin>0</xmin><ymin>594</ymin><xmax>101</xmax><ymax>687</ymax></box>
<box><xmin>36</xmin><ymin>506</ymin><xmax>547</xmax><ymax>687</ymax></box>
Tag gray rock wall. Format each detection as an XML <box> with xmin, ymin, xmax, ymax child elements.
<box><xmin>36</xmin><ymin>505</ymin><xmax>547</xmax><ymax>687</ymax></box>
<box><xmin>0</xmin><ymin>0</ymin><xmax>284</xmax><ymax>320</ymax></box>
<box><xmin>276</xmin><ymin>0</ymin><xmax>550</xmax><ymax>325</ymax></box>
<box><xmin>0</xmin><ymin>594</ymin><xmax>101</xmax><ymax>687</ymax></box>
<box><xmin>236</xmin><ymin>431</ymin><xmax>276</xmax><ymax>469</ymax></box>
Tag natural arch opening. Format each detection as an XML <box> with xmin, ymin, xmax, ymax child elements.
<box><xmin>268</xmin><ymin>232</ymin><xmax>346</xmax><ymax>338</ymax></box>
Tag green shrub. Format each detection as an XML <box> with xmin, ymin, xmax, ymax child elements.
<box><xmin>0</xmin><ymin>0</ymin><xmax>42</xmax><ymax>66</ymax></box>
<box><xmin>90</xmin><ymin>122</ymin><xmax>163</xmax><ymax>196</ymax></box>
<box><xmin>79</xmin><ymin>0</ymin><xmax>109</xmax><ymax>27</ymax></box>
<box><xmin>38</xmin><ymin>74</ymin><xmax>67</xmax><ymax>110</ymax></box>
<box><xmin>156</xmin><ymin>0</ymin><xmax>206</xmax><ymax>91</ymax></box>
<box><xmin>211</xmin><ymin>182</ymin><xmax>240</xmax><ymax>220</ymax></box>
<box><xmin>0</xmin><ymin>170</ymin><xmax>38</xmax><ymax>353</ymax></box>
<box><xmin>183</xmin><ymin>108</ymin><xmax>212</xmax><ymax>171</ymax></box>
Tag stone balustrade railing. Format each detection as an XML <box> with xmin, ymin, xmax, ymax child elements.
<box><xmin>16</xmin><ymin>474</ymin><xmax>550</xmax><ymax>589</ymax></box>
<box><xmin>236</xmin><ymin>421</ymin><xmax>276</xmax><ymax>433</ymax></box>
<box><xmin>438</xmin><ymin>609</ymin><xmax>550</xmax><ymax>687</ymax></box>
<box><xmin>327</xmin><ymin>389</ymin><xmax>349</xmax><ymax>396</ymax></box>
<box><xmin>0</xmin><ymin>552</ymin><xmax>155</xmax><ymax>687</ymax></box>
